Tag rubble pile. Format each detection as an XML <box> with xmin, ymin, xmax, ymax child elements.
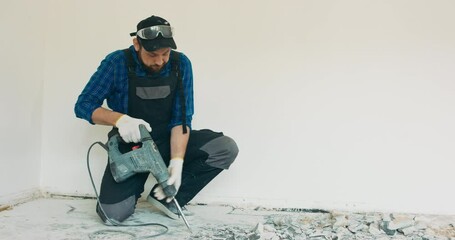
<box><xmin>189</xmin><ymin>211</ymin><xmax>455</xmax><ymax>240</ymax></box>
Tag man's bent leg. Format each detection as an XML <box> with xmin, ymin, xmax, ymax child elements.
<box><xmin>96</xmin><ymin>195</ymin><xmax>136</xmax><ymax>223</ymax></box>
<box><xmin>175</xmin><ymin>129</ymin><xmax>239</xmax><ymax>206</ymax></box>
<box><xmin>97</xmin><ymin>161</ymin><xmax>149</xmax><ymax>224</ymax></box>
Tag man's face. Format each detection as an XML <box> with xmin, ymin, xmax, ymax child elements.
<box><xmin>137</xmin><ymin>45</ymin><xmax>171</xmax><ymax>73</ymax></box>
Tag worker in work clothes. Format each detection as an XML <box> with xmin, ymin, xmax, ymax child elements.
<box><xmin>74</xmin><ymin>15</ymin><xmax>239</xmax><ymax>223</ymax></box>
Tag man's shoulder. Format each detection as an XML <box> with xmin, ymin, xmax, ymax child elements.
<box><xmin>171</xmin><ymin>50</ymin><xmax>191</xmax><ymax>67</ymax></box>
<box><xmin>104</xmin><ymin>45</ymin><xmax>136</xmax><ymax>64</ymax></box>
<box><xmin>103</xmin><ymin>46</ymin><xmax>134</xmax><ymax>64</ymax></box>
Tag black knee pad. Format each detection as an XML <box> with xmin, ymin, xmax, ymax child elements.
<box><xmin>96</xmin><ymin>195</ymin><xmax>136</xmax><ymax>224</ymax></box>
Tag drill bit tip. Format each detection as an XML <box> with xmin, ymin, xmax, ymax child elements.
<box><xmin>173</xmin><ymin>198</ymin><xmax>192</xmax><ymax>233</ymax></box>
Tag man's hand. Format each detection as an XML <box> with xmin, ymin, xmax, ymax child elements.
<box><xmin>153</xmin><ymin>158</ymin><xmax>184</xmax><ymax>202</ymax></box>
<box><xmin>115</xmin><ymin>115</ymin><xmax>152</xmax><ymax>143</ymax></box>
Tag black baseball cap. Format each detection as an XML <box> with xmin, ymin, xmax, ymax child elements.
<box><xmin>133</xmin><ymin>15</ymin><xmax>177</xmax><ymax>51</ymax></box>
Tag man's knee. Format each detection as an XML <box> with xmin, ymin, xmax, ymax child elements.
<box><xmin>96</xmin><ymin>195</ymin><xmax>135</xmax><ymax>224</ymax></box>
<box><xmin>200</xmin><ymin>135</ymin><xmax>239</xmax><ymax>169</ymax></box>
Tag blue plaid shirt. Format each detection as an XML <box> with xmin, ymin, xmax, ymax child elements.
<box><xmin>75</xmin><ymin>45</ymin><xmax>194</xmax><ymax>129</ymax></box>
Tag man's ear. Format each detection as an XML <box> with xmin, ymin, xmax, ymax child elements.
<box><xmin>133</xmin><ymin>38</ymin><xmax>140</xmax><ymax>51</ymax></box>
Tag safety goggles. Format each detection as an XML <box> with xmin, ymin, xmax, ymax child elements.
<box><xmin>130</xmin><ymin>25</ymin><xmax>174</xmax><ymax>39</ymax></box>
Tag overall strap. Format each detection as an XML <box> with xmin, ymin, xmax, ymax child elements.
<box><xmin>170</xmin><ymin>51</ymin><xmax>187</xmax><ymax>134</ymax></box>
<box><xmin>122</xmin><ymin>49</ymin><xmax>136</xmax><ymax>74</ymax></box>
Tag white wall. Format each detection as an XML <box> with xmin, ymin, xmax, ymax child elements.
<box><xmin>0</xmin><ymin>1</ymin><xmax>47</xmax><ymax>203</ymax></box>
<box><xmin>20</xmin><ymin>0</ymin><xmax>455</xmax><ymax>215</ymax></box>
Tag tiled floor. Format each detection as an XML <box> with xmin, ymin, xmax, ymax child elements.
<box><xmin>1</xmin><ymin>197</ymin><xmax>454</xmax><ymax>240</ymax></box>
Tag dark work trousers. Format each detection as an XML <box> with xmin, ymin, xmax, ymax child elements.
<box><xmin>97</xmin><ymin>129</ymin><xmax>239</xmax><ymax>222</ymax></box>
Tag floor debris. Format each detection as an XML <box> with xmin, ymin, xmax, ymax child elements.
<box><xmin>1</xmin><ymin>198</ymin><xmax>454</xmax><ymax>240</ymax></box>
<box><xmin>188</xmin><ymin>210</ymin><xmax>455</xmax><ymax>240</ymax></box>
<box><xmin>0</xmin><ymin>204</ymin><xmax>12</xmax><ymax>212</ymax></box>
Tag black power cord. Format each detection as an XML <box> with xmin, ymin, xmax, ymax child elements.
<box><xmin>86</xmin><ymin>141</ymin><xmax>169</xmax><ymax>239</ymax></box>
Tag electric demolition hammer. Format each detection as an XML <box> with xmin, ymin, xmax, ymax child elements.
<box><xmin>106</xmin><ymin>124</ymin><xmax>191</xmax><ymax>231</ymax></box>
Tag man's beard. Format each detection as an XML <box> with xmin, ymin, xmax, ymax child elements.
<box><xmin>137</xmin><ymin>54</ymin><xmax>163</xmax><ymax>73</ymax></box>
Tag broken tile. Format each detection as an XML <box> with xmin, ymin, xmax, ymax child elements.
<box><xmin>389</xmin><ymin>218</ymin><xmax>415</xmax><ymax>230</ymax></box>
<box><xmin>333</xmin><ymin>215</ymin><xmax>348</xmax><ymax>229</ymax></box>
<box><xmin>365</xmin><ymin>214</ymin><xmax>382</xmax><ymax>224</ymax></box>
<box><xmin>369</xmin><ymin>223</ymin><xmax>383</xmax><ymax>235</ymax></box>
<box><xmin>252</xmin><ymin>222</ymin><xmax>264</xmax><ymax>235</ymax></box>
<box><xmin>381</xmin><ymin>221</ymin><xmax>397</xmax><ymax>236</ymax></box>
<box><xmin>347</xmin><ymin>220</ymin><xmax>368</xmax><ymax>233</ymax></box>
<box><xmin>264</xmin><ymin>224</ymin><xmax>276</xmax><ymax>232</ymax></box>
<box><xmin>399</xmin><ymin>226</ymin><xmax>417</xmax><ymax>235</ymax></box>
<box><xmin>376</xmin><ymin>237</ymin><xmax>391</xmax><ymax>240</ymax></box>
<box><xmin>383</xmin><ymin>213</ymin><xmax>393</xmax><ymax>222</ymax></box>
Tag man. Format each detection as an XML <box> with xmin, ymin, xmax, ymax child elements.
<box><xmin>75</xmin><ymin>15</ymin><xmax>239</xmax><ymax>223</ymax></box>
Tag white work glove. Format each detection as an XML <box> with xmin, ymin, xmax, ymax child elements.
<box><xmin>153</xmin><ymin>158</ymin><xmax>184</xmax><ymax>202</ymax></box>
<box><xmin>115</xmin><ymin>115</ymin><xmax>152</xmax><ymax>143</ymax></box>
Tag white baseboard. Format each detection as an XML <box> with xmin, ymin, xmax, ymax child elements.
<box><xmin>0</xmin><ymin>188</ymin><xmax>43</xmax><ymax>210</ymax></box>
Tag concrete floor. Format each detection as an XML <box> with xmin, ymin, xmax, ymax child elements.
<box><xmin>1</xmin><ymin>197</ymin><xmax>454</xmax><ymax>240</ymax></box>
<box><xmin>0</xmin><ymin>197</ymin><xmax>265</xmax><ymax>240</ymax></box>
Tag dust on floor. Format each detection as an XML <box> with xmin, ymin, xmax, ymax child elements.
<box><xmin>0</xmin><ymin>197</ymin><xmax>454</xmax><ymax>240</ymax></box>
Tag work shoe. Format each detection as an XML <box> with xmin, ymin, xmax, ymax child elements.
<box><xmin>147</xmin><ymin>195</ymin><xmax>179</xmax><ymax>220</ymax></box>
<box><xmin>171</xmin><ymin>205</ymin><xmax>195</xmax><ymax>217</ymax></box>
<box><xmin>146</xmin><ymin>194</ymin><xmax>195</xmax><ymax>220</ymax></box>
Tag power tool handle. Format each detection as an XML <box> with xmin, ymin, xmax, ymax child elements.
<box><xmin>162</xmin><ymin>182</ymin><xmax>177</xmax><ymax>197</ymax></box>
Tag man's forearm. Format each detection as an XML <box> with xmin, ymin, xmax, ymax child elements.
<box><xmin>170</xmin><ymin>125</ymin><xmax>190</xmax><ymax>159</ymax></box>
<box><xmin>91</xmin><ymin>107</ymin><xmax>124</xmax><ymax>126</ymax></box>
